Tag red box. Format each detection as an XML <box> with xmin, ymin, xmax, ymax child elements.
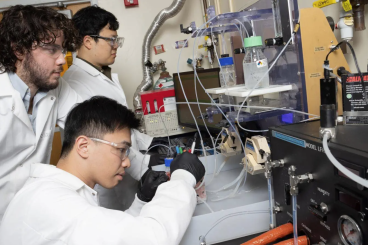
<box><xmin>140</xmin><ymin>89</ymin><xmax>175</xmax><ymax>115</ymax></box>
<box><xmin>124</xmin><ymin>0</ymin><xmax>138</xmax><ymax>7</ymax></box>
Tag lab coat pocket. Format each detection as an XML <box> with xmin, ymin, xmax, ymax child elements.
<box><xmin>0</xmin><ymin>106</ymin><xmax>10</xmax><ymax>116</ymax></box>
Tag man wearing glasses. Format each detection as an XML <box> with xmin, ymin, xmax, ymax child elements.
<box><xmin>0</xmin><ymin>5</ymin><xmax>81</xmax><ymax>224</ymax></box>
<box><xmin>63</xmin><ymin>6</ymin><xmax>164</xmax><ymax>211</ymax></box>
<box><xmin>0</xmin><ymin>96</ymin><xmax>205</xmax><ymax>245</ymax></box>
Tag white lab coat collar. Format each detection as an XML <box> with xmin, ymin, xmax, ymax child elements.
<box><xmin>73</xmin><ymin>58</ymin><xmax>101</xmax><ymax>77</ymax></box>
<box><xmin>0</xmin><ymin>72</ymin><xmax>33</xmax><ymax>131</ymax></box>
<box><xmin>0</xmin><ymin>72</ymin><xmax>56</xmax><ymax>139</ymax></box>
<box><xmin>0</xmin><ymin>72</ymin><xmax>14</xmax><ymax>97</ymax></box>
<box><xmin>30</xmin><ymin>163</ymin><xmax>95</xmax><ymax>193</ymax></box>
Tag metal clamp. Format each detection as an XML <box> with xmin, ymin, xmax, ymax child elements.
<box><xmin>264</xmin><ymin>153</ymin><xmax>285</xmax><ymax>179</ymax></box>
<box><xmin>288</xmin><ymin>165</ymin><xmax>313</xmax><ymax>196</ymax></box>
<box><xmin>273</xmin><ymin>204</ymin><xmax>282</xmax><ymax>214</ymax></box>
<box><xmin>320</xmin><ymin>127</ymin><xmax>336</xmax><ymax>139</ymax></box>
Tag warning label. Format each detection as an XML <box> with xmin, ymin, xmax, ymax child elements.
<box><xmin>314</xmin><ymin>46</ymin><xmax>325</xmax><ymax>52</ymax></box>
<box><xmin>342</xmin><ymin>73</ymin><xmax>368</xmax><ymax>111</ymax></box>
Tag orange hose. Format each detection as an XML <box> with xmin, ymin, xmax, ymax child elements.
<box><xmin>240</xmin><ymin>223</ymin><xmax>293</xmax><ymax>245</ymax></box>
<box><xmin>273</xmin><ymin>235</ymin><xmax>309</xmax><ymax>245</ymax></box>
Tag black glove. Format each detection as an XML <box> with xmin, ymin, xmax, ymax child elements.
<box><xmin>148</xmin><ymin>154</ymin><xmax>166</xmax><ymax>167</ymax></box>
<box><xmin>137</xmin><ymin>169</ymin><xmax>169</xmax><ymax>202</ymax></box>
<box><xmin>170</xmin><ymin>152</ymin><xmax>205</xmax><ymax>183</ymax></box>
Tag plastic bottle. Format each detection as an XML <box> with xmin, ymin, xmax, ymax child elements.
<box><xmin>219</xmin><ymin>57</ymin><xmax>236</xmax><ymax>88</ymax></box>
<box><xmin>243</xmin><ymin>36</ymin><xmax>270</xmax><ymax>89</ymax></box>
<box><xmin>164</xmin><ymin>158</ymin><xmax>173</xmax><ymax>177</ymax></box>
<box><xmin>219</xmin><ymin>56</ymin><xmax>236</xmax><ymax>105</ymax></box>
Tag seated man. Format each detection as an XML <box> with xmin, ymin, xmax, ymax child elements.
<box><xmin>0</xmin><ymin>96</ymin><xmax>205</xmax><ymax>245</ymax></box>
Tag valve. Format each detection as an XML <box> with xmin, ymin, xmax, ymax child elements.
<box><xmin>288</xmin><ymin>165</ymin><xmax>313</xmax><ymax>196</ymax></box>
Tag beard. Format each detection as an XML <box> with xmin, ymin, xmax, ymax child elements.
<box><xmin>23</xmin><ymin>53</ymin><xmax>63</xmax><ymax>92</ymax></box>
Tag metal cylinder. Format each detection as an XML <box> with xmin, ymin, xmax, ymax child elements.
<box><xmin>133</xmin><ymin>0</ymin><xmax>187</xmax><ymax>112</ymax></box>
<box><xmin>320</xmin><ymin>104</ymin><xmax>336</xmax><ymax>128</ymax></box>
<box><xmin>351</xmin><ymin>0</ymin><xmax>366</xmax><ymax>31</ymax></box>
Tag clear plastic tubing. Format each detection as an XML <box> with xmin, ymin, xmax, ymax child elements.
<box><xmin>207</xmin><ymin>167</ymin><xmax>246</xmax><ymax>193</ymax></box>
<box><xmin>267</xmin><ymin>177</ymin><xmax>274</xmax><ymax>228</ymax></box>
<box><xmin>292</xmin><ymin>195</ymin><xmax>298</xmax><ymax>245</ymax></box>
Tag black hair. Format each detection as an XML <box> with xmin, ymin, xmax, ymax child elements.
<box><xmin>61</xmin><ymin>96</ymin><xmax>140</xmax><ymax>158</ymax></box>
<box><xmin>72</xmin><ymin>5</ymin><xmax>119</xmax><ymax>48</ymax></box>
<box><xmin>0</xmin><ymin>5</ymin><xmax>80</xmax><ymax>73</ymax></box>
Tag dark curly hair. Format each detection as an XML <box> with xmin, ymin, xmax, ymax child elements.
<box><xmin>0</xmin><ymin>5</ymin><xmax>81</xmax><ymax>73</ymax></box>
<box><xmin>72</xmin><ymin>6</ymin><xmax>119</xmax><ymax>48</ymax></box>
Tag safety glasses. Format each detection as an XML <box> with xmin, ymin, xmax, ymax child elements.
<box><xmin>89</xmin><ymin>35</ymin><xmax>124</xmax><ymax>48</ymax></box>
<box><xmin>89</xmin><ymin>138</ymin><xmax>130</xmax><ymax>161</ymax></box>
<box><xmin>38</xmin><ymin>43</ymin><xmax>67</xmax><ymax>58</ymax></box>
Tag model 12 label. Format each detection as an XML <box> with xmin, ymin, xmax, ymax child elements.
<box><xmin>306</xmin><ymin>142</ymin><xmax>325</xmax><ymax>153</ymax></box>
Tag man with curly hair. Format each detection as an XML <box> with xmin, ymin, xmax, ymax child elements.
<box><xmin>0</xmin><ymin>5</ymin><xmax>81</xmax><ymax>224</ymax></box>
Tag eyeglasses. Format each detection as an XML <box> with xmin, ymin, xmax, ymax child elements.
<box><xmin>39</xmin><ymin>44</ymin><xmax>67</xmax><ymax>58</ymax></box>
<box><xmin>89</xmin><ymin>138</ymin><xmax>130</xmax><ymax>161</ymax></box>
<box><xmin>89</xmin><ymin>35</ymin><xmax>124</xmax><ymax>48</ymax></box>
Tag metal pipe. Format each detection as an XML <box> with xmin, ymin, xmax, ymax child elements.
<box><xmin>351</xmin><ymin>0</ymin><xmax>367</xmax><ymax>31</ymax></box>
<box><xmin>133</xmin><ymin>0</ymin><xmax>187</xmax><ymax>112</ymax></box>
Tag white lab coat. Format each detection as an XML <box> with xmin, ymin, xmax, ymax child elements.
<box><xmin>63</xmin><ymin>58</ymin><xmax>154</xmax><ymax>210</ymax></box>
<box><xmin>0</xmin><ymin>72</ymin><xmax>80</xmax><ymax>224</ymax></box>
<box><xmin>0</xmin><ymin>163</ymin><xmax>197</xmax><ymax>245</ymax></box>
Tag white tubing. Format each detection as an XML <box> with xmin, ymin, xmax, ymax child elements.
<box><xmin>233</xmin><ymin>18</ymin><xmax>249</xmax><ymax>38</ymax></box>
<box><xmin>207</xmin><ymin>167</ymin><xmax>246</xmax><ymax>193</ymax></box>
<box><xmin>198</xmin><ymin>197</ymin><xmax>214</xmax><ymax>213</ymax></box>
<box><xmin>177</xmin><ymin>16</ymin><xmax>219</xmax><ymax>147</ymax></box>
<box><xmin>323</xmin><ymin>133</ymin><xmax>368</xmax><ymax>188</ymax></box>
<box><xmin>195</xmin><ymin>140</ymin><xmax>208</xmax><ymax>190</ymax></box>
<box><xmin>211</xmin><ymin>172</ymin><xmax>244</xmax><ymax>202</ymax></box>
<box><xmin>206</xmin><ymin>129</ymin><xmax>224</xmax><ymax>185</ymax></box>
<box><xmin>292</xmin><ymin>195</ymin><xmax>298</xmax><ymax>245</ymax></box>
<box><xmin>224</xmin><ymin>170</ymin><xmax>245</xmax><ymax>199</ymax></box>
<box><xmin>192</xmin><ymin>28</ymin><xmax>217</xmax><ymax>189</ymax></box>
<box><xmin>158</xmin><ymin>103</ymin><xmax>319</xmax><ymax>118</ymax></box>
<box><xmin>202</xmin><ymin>210</ymin><xmax>269</xmax><ymax>242</ymax></box>
<box><xmin>215</xmin><ymin>157</ymin><xmax>228</xmax><ymax>176</ymax></box>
